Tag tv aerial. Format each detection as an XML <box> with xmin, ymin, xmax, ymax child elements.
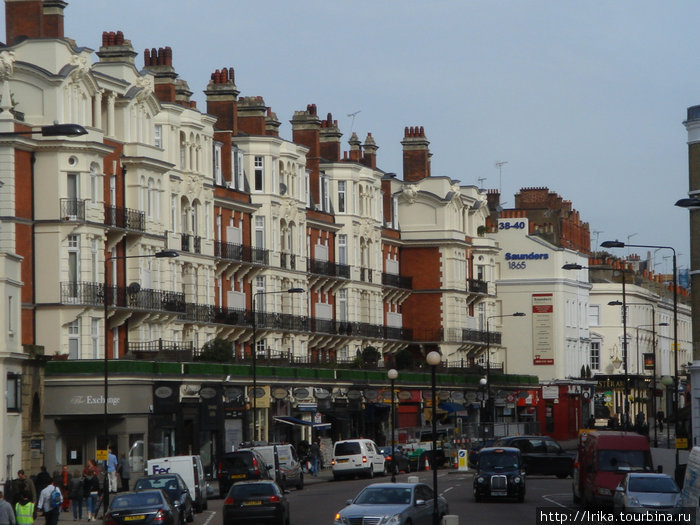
<box><xmin>347</xmin><ymin>110</ymin><xmax>361</xmax><ymax>134</ymax></box>
<box><xmin>494</xmin><ymin>160</ymin><xmax>508</xmax><ymax>194</ymax></box>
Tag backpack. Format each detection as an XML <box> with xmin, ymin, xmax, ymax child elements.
<box><xmin>50</xmin><ymin>487</ymin><xmax>61</xmax><ymax>509</ymax></box>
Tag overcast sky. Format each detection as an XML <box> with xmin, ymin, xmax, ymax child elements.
<box><xmin>5</xmin><ymin>1</ymin><xmax>696</xmax><ymax>273</ymax></box>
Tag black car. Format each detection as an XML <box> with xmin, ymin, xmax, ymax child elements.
<box><xmin>468</xmin><ymin>438</ymin><xmax>497</xmax><ymax>468</ymax></box>
<box><xmin>378</xmin><ymin>447</ymin><xmax>412</xmax><ymax>474</ymax></box>
<box><xmin>133</xmin><ymin>474</ymin><xmax>194</xmax><ymax>523</ymax></box>
<box><xmin>223</xmin><ymin>480</ymin><xmax>289</xmax><ymax>525</ymax></box>
<box><xmin>473</xmin><ymin>447</ymin><xmax>526</xmax><ymax>502</ymax></box>
<box><xmin>492</xmin><ymin>435</ymin><xmax>574</xmax><ymax>478</ymax></box>
<box><xmin>217</xmin><ymin>450</ymin><xmax>272</xmax><ymax>498</ymax></box>
<box><xmin>105</xmin><ymin>489</ymin><xmax>181</xmax><ymax>525</ymax></box>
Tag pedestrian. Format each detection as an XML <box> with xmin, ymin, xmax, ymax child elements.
<box><xmin>106</xmin><ymin>448</ymin><xmax>118</xmax><ymax>494</ymax></box>
<box><xmin>12</xmin><ymin>471</ymin><xmax>37</xmax><ymax>508</ymax></box>
<box><xmin>37</xmin><ymin>480</ymin><xmax>61</xmax><ymax>525</ymax></box>
<box><xmin>82</xmin><ymin>469</ymin><xmax>99</xmax><ymax>522</ymax></box>
<box><xmin>657</xmin><ymin>410</ymin><xmax>665</xmax><ymax>432</ymax></box>
<box><xmin>67</xmin><ymin>471</ymin><xmax>83</xmax><ymax>521</ymax></box>
<box><xmin>14</xmin><ymin>493</ymin><xmax>34</xmax><ymax>525</ymax></box>
<box><xmin>54</xmin><ymin>466</ymin><xmax>70</xmax><ymax>513</ymax></box>
<box><xmin>117</xmin><ymin>453</ymin><xmax>130</xmax><ymax>492</ymax></box>
<box><xmin>32</xmin><ymin>469</ymin><xmax>51</xmax><ymax>502</ymax></box>
<box><xmin>0</xmin><ymin>491</ymin><xmax>16</xmax><ymax>525</ymax></box>
<box><xmin>310</xmin><ymin>437</ymin><xmax>321</xmax><ymax>477</ymax></box>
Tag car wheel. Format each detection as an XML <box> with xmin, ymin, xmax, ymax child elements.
<box><xmin>296</xmin><ymin>473</ymin><xmax>304</xmax><ymax>490</ymax></box>
<box><xmin>333</xmin><ymin>473</ymin><xmax>342</xmax><ymax>481</ymax></box>
<box><xmin>186</xmin><ymin>505</ymin><xmax>194</xmax><ymax>523</ymax></box>
<box><xmin>368</xmin><ymin>466</ymin><xmax>374</xmax><ymax>479</ymax></box>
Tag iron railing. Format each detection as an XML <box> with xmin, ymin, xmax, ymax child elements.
<box><xmin>280</xmin><ymin>253</ymin><xmax>296</xmax><ymax>270</ymax></box>
<box><xmin>59</xmin><ymin>282</ymin><xmax>186</xmax><ymax>313</ymax></box>
<box><xmin>105</xmin><ymin>205</ymin><xmax>145</xmax><ymax>231</ymax></box>
<box><xmin>307</xmin><ymin>259</ymin><xmax>350</xmax><ymax>278</ymax></box>
<box><xmin>382</xmin><ymin>273</ymin><xmax>412</xmax><ymax>289</ymax></box>
<box><xmin>60</xmin><ymin>198</ymin><xmax>85</xmax><ymax>221</ymax></box>
<box><xmin>360</xmin><ymin>267</ymin><xmax>373</xmax><ymax>282</ymax></box>
<box><xmin>468</xmin><ymin>278</ymin><xmax>489</xmax><ymax>294</ymax></box>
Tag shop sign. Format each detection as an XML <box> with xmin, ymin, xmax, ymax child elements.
<box><xmin>532</xmin><ymin>293</ymin><xmax>554</xmax><ymax>365</ymax></box>
<box><xmin>364</xmin><ymin>390</ymin><xmax>379</xmax><ymax>401</ymax></box>
<box><xmin>293</xmin><ymin>387</ymin><xmax>310</xmax><ymax>400</ymax></box>
<box><xmin>542</xmin><ymin>386</ymin><xmax>559</xmax><ymax>399</ymax></box>
<box><xmin>397</xmin><ymin>390</ymin><xmax>413</xmax><ymax>401</ymax></box>
<box><xmin>45</xmin><ymin>384</ymin><xmax>152</xmax><ymax>415</ymax></box>
<box><xmin>451</xmin><ymin>391</ymin><xmax>465</xmax><ymax>401</ymax></box>
<box><xmin>314</xmin><ymin>388</ymin><xmax>330</xmax><ymax>400</ymax></box>
<box><xmin>272</xmin><ymin>387</ymin><xmax>289</xmax><ymax>400</ymax></box>
<box><xmin>347</xmin><ymin>390</ymin><xmax>363</xmax><ymax>401</ymax></box>
<box><xmin>200</xmin><ymin>386</ymin><xmax>217</xmax><ymax>399</ymax></box>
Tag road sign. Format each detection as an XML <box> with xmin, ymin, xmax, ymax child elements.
<box><xmin>458</xmin><ymin>449</ymin><xmax>469</xmax><ymax>471</ymax></box>
<box><xmin>96</xmin><ymin>449</ymin><xmax>108</xmax><ymax>461</ymax></box>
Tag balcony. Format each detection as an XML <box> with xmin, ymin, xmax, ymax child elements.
<box><xmin>105</xmin><ymin>205</ymin><xmax>145</xmax><ymax>231</ymax></box>
<box><xmin>60</xmin><ymin>198</ymin><xmax>85</xmax><ymax>221</ymax></box>
<box><xmin>280</xmin><ymin>252</ymin><xmax>296</xmax><ymax>270</ymax></box>
<box><xmin>127</xmin><ymin>339</ymin><xmax>194</xmax><ymax>361</ymax></box>
<box><xmin>307</xmin><ymin>259</ymin><xmax>350</xmax><ymax>278</ymax></box>
<box><xmin>215</xmin><ymin>241</ymin><xmax>243</xmax><ymax>261</ymax></box>
<box><xmin>382</xmin><ymin>272</ymin><xmax>412</xmax><ymax>289</ymax></box>
<box><xmin>59</xmin><ymin>282</ymin><xmax>186</xmax><ymax>313</ymax></box>
<box><xmin>462</xmin><ymin>328</ymin><xmax>500</xmax><ymax>344</ymax></box>
<box><xmin>360</xmin><ymin>267</ymin><xmax>373</xmax><ymax>282</ymax></box>
<box><xmin>467</xmin><ymin>278</ymin><xmax>489</xmax><ymax>294</ymax></box>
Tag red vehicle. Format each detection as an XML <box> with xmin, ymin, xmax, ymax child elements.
<box><xmin>572</xmin><ymin>430</ymin><xmax>654</xmax><ymax>509</ymax></box>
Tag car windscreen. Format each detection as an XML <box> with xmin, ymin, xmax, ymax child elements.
<box><xmin>221</xmin><ymin>454</ymin><xmax>254</xmax><ymax>470</ymax></box>
<box><xmin>479</xmin><ymin>452</ymin><xmax>519</xmax><ymax>470</ymax></box>
<box><xmin>229</xmin><ymin>483</ymin><xmax>277</xmax><ymax>498</ymax></box>
<box><xmin>335</xmin><ymin>442</ymin><xmax>361</xmax><ymax>456</ymax></box>
<box><xmin>597</xmin><ymin>450</ymin><xmax>653</xmax><ymax>472</ymax></box>
<box><xmin>111</xmin><ymin>492</ymin><xmax>164</xmax><ymax>509</ymax></box>
<box><xmin>354</xmin><ymin>487</ymin><xmax>412</xmax><ymax>505</ymax></box>
<box><xmin>628</xmin><ymin>476</ymin><xmax>679</xmax><ymax>493</ymax></box>
<box><xmin>134</xmin><ymin>477</ymin><xmax>178</xmax><ymax>491</ymax></box>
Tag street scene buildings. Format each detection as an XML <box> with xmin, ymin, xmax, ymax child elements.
<box><xmin>0</xmin><ymin>0</ymin><xmax>693</xmax><ymax>486</ymax></box>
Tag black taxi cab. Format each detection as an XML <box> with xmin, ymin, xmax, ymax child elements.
<box><xmin>473</xmin><ymin>446</ymin><xmax>526</xmax><ymax>502</ymax></box>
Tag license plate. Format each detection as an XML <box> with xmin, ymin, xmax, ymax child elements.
<box><xmin>124</xmin><ymin>516</ymin><xmax>145</xmax><ymax>521</ymax></box>
<box><xmin>230</xmin><ymin>474</ymin><xmax>245</xmax><ymax>479</ymax></box>
<box><xmin>491</xmin><ymin>491</ymin><xmax>507</xmax><ymax>497</ymax></box>
<box><xmin>337</xmin><ymin>459</ymin><xmax>349</xmax><ymax>463</ymax></box>
<box><xmin>242</xmin><ymin>501</ymin><xmax>262</xmax><ymax>506</ymax></box>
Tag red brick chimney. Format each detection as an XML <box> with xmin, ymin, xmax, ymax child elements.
<box><xmin>361</xmin><ymin>133</ymin><xmax>378</xmax><ymax>169</ymax></box>
<box><xmin>97</xmin><ymin>31</ymin><xmax>137</xmax><ymax>64</ymax></box>
<box><xmin>142</xmin><ymin>46</ymin><xmax>177</xmax><ymax>104</ymax></box>
<box><xmin>265</xmin><ymin>107</ymin><xmax>280</xmax><ymax>137</ymax></box>
<box><xmin>6</xmin><ymin>0</ymin><xmax>67</xmax><ymax>44</ymax></box>
<box><xmin>291</xmin><ymin>104</ymin><xmax>321</xmax><ymax>205</ymax></box>
<box><xmin>319</xmin><ymin>113</ymin><xmax>341</xmax><ymax>161</ymax></box>
<box><xmin>205</xmin><ymin>67</ymin><xmax>239</xmax><ymax>133</ymax></box>
<box><xmin>237</xmin><ymin>96</ymin><xmax>267</xmax><ymax>136</ymax></box>
<box><xmin>348</xmin><ymin>132</ymin><xmax>361</xmax><ymax>162</ymax></box>
<box><xmin>401</xmin><ymin>126</ymin><xmax>431</xmax><ymax>182</ymax></box>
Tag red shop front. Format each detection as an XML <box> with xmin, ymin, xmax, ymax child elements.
<box><xmin>536</xmin><ymin>383</ymin><xmax>594</xmax><ymax>441</ymax></box>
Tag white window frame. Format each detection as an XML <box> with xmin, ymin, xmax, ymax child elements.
<box><xmin>590</xmin><ymin>340</ymin><xmax>600</xmax><ymax>371</ymax></box>
<box><xmin>68</xmin><ymin>319</ymin><xmax>80</xmax><ymax>359</ymax></box>
<box><xmin>254</xmin><ymin>156</ymin><xmax>264</xmax><ymax>192</ymax></box>
<box><xmin>338</xmin><ymin>234</ymin><xmax>347</xmax><ymax>265</ymax></box>
<box><xmin>154</xmin><ymin>124</ymin><xmax>162</xmax><ymax>149</ymax></box>
<box><xmin>214</xmin><ymin>143</ymin><xmax>223</xmax><ymax>186</ymax></box>
<box><xmin>338</xmin><ymin>181</ymin><xmax>346</xmax><ymax>213</ymax></box>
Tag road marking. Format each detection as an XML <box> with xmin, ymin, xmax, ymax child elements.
<box><xmin>441</xmin><ymin>486</ymin><xmax>454</xmax><ymax>496</ymax></box>
<box><xmin>201</xmin><ymin>510</ymin><xmax>216</xmax><ymax>525</ymax></box>
<box><xmin>542</xmin><ymin>494</ymin><xmax>572</xmax><ymax>508</ymax></box>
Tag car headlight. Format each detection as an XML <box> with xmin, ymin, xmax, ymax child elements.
<box><xmin>629</xmin><ymin>497</ymin><xmax>641</xmax><ymax>506</ymax></box>
<box><xmin>333</xmin><ymin>513</ymin><xmax>347</xmax><ymax>525</ymax></box>
<box><xmin>477</xmin><ymin>476</ymin><xmax>485</xmax><ymax>484</ymax></box>
<box><xmin>513</xmin><ymin>477</ymin><xmax>521</xmax><ymax>484</ymax></box>
<box><xmin>598</xmin><ymin>488</ymin><xmax>612</xmax><ymax>496</ymax></box>
<box><xmin>379</xmin><ymin>515</ymin><xmax>402</xmax><ymax>525</ymax></box>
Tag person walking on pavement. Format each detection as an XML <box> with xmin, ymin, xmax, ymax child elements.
<box><xmin>106</xmin><ymin>448</ymin><xmax>118</xmax><ymax>494</ymax></box>
<box><xmin>7</xmin><ymin>471</ymin><xmax>36</xmax><ymax>509</ymax></box>
<box><xmin>67</xmin><ymin>471</ymin><xmax>83</xmax><ymax>521</ymax></box>
<box><xmin>0</xmin><ymin>491</ymin><xmax>16</xmax><ymax>525</ymax></box>
<box><xmin>117</xmin><ymin>453</ymin><xmax>130</xmax><ymax>492</ymax></box>
<box><xmin>14</xmin><ymin>494</ymin><xmax>34</xmax><ymax>525</ymax></box>
<box><xmin>82</xmin><ymin>468</ymin><xmax>99</xmax><ymax>522</ymax></box>
<box><xmin>310</xmin><ymin>437</ymin><xmax>321</xmax><ymax>477</ymax></box>
<box><xmin>37</xmin><ymin>480</ymin><xmax>61</xmax><ymax>525</ymax></box>
<box><xmin>33</xmin><ymin>469</ymin><xmax>51</xmax><ymax>500</ymax></box>
<box><xmin>55</xmin><ymin>466</ymin><xmax>70</xmax><ymax>513</ymax></box>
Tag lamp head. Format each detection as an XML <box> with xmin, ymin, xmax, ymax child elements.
<box><xmin>41</xmin><ymin>123</ymin><xmax>88</xmax><ymax>137</ymax></box>
<box><xmin>387</xmin><ymin>369</ymin><xmax>398</xmax><ymax>380</ymax></box>
<box><xmin>426</xmin><ymin>351</ymin><xmax>441</xmax><ymax>367</ymax></box>
<box><xmin>512</xmin><ymin>312</ymin><xmax>525</xmax><ymax>317</ymax></box>
<box><xmin>659</xmin><ymin>322</ymin><xmax>670</xmax><ymax>326</ymax></box>
<box><xmin>601</xmin><ymin>240</ymin><xmax>625</xmax><ymax>248</ymax></box>
<box><xmin>608</xmin><ymin>300</ymin><xmax>623</xmax><ymax>306</ymax></box>
<box><xmin>562</xmin><ymin>263</ymin><xmax>584</xmax><ymax>270</ymax></box>
<box><xmin>155</xmin><ymin>250</ymin><xmax>179</xmax><ymax>258</ymax></box>
<box><xmin>287</xmin><ymin>287</ymin><xmax>305</xmax><ymax>293</ymax></box>
<box><xmin>479</xmin><ymin>377</ymin><xmax>487</xmax><ymax>386</ymax></box>
<box><xmin>676</xmin><ymin>198</ymin><xmax>700</xmax><ymax>208</ymax></box>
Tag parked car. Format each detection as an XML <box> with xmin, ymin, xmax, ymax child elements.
<box><xmin>473</xmin><ymin>447</ymin><xmax>526</xmax><ymax>502</ymax></box>
<box><xmin>333</xmin><ymin>482</ymin><xmax>449</xmax><ymax>525</ymax></box>
<box><xmin>133</xmin><ymin>473</ymin><xmax>194</xmax><ymax>523</ymax></box>
<box><xmin>242</xmin><ymin>444</ymin><xmax>304</xmax><ymax>490</ymax></box>
<box><xmin>331</xmin><ymin>439</ymin><xmax>385</xmax><ymax>480</ymax></box>
<box><xmin>493</xmin><ymin>435</ymin><xmax>574</xmax><ymax>478</ymax></box>
<box><xmin>145</xmin><ymin>455</ymin><xmax>208</xmax><ymax>512</ymax></box>
<box><xmin>222</xmin><ymin>480</ymin><xmax>290</xmax><ymax>525</ymax></box>
<box><xmin>378</xmin><ymin>446</ymin><xmax>411</xmax><ymax>474</ymax></box>
<box><xmin>613</xmin><ymin>473</ymin><xmax>682</xmax><ymax>513</ymax></box>
<box><xmin>105</xmin><ymin>489</ymin><xmax>181</xmax><ymax>525</ymax></box>
<box><xmin>216</xmin><ymin>449</ymin><xmax>272</xmax><ymax>498</ymax></box>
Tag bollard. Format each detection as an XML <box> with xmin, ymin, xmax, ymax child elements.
<box><xmin>457</xmin><ymin>449</ymin><xmax>469</xmax><ymax>472</ymax></box>
<box><xmin>407</xmin><ymin>475</ymin><xmax>419</xmax><ymax>483</ymax></box>
<box><xmin>442</xmin><ymin>515</ymin><xmax>459</xmax><ymax>525</ymax></box>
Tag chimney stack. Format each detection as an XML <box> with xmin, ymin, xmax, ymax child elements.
<box><xmin>348</xmin><ymin>132</ymin><xmax>361</xmax><ymax>162</ymax></box>
<box><xmin>265</xmin><ymin>107</ymin><xmax>281</xmax><ymax>137</ymax></box>
<box><xmin>6</xmin><ymin>0</ymin><xmax>67</xmax><ymax>44</ymax></box>
<box><xmin>142</xmin><ymin>46</ymin><xmax>178</xmax><ymax>103</ymax></box>
<box><xmin>401</xmin><ymin>126</ymin><xmax>431</xmax><ymax>182</ymax></box>
<box><xmin>97</xmin><ymin>31</ymin><xmax>137</xmax><ymax>64</ymax></box>
<box><xmin>361</xmin><ymin>133</ymin><xmax>378</xmax><ymax>169</ymax></box>
<box><xmin>237</xmin><ymin>96</ymin><xmax>267</xmax><ymax>136</ymax></box>
<box><xmin>291</xmin><ymin>104</ymin><xmax>321</xmax><ymax>206</ymax></box>
<box><xmin>319</xmin><ymin>113</ymin><xmax>342</xmax><ymax>161</ymax></box>
<box><xmin>205</xmin><ymin>67</ymin><xmax>239</xmax><ymax>133</ymax></box>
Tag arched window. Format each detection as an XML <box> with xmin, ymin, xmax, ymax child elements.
<box><xmin>147</xmin><ymin>178</ymin><xmax>155</xmax><ymax>218</ymax></box>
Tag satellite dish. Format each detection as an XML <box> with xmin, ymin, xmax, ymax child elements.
<box><xmin>279</xmin><ymin>182</ymin><xmax>287</xmax><ymax>195</ymax></box>
<box><xmin>127</xmin><ymin>282</ymin><xmax>141</xmax><ymax>294</ymax></box>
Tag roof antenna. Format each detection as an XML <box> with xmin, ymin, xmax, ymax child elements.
<box><xmin>494</xmin><ymin>160</ymin><xmax>508</xmax><ymax>194</ymax></box>
<box><xmin>477</xmin><ymin>177</ymin><xmax>487</xmax><ymax>189</ymax></box>
<box><xmin>347</xmin><ymin>110</ymin><xmax>361</xmax><ymax>134</ymax></box>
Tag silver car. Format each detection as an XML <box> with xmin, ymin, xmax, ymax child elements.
<box><xmin>612</xmin><ymin>473</ymin><xmax>682</xmax><ymax>512</ymax></box>
<box><xmin>333</xmin><ymin>482</ymin><xmax>449</xmax><ymax>525</ymax></box>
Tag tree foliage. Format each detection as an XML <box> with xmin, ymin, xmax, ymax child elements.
<box><xmin>199</xmin><ymin>338</ymin><xmax>234</xmax><ymax>363</ymax></box>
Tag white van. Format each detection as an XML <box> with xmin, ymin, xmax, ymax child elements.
<box><xmin>146</xmin><ymin>455</ymin><xmax>208</xmax><ymax>512</ymax></box>
<box><xmin>681</xmin><ymin>446</ymin><xmax>700</xmax><ymax>522</ymax></box>
<box><xmin>331</xmin><ymin>439</ymin><xmax>385</xmax><ymax>480</ymax></box>
<box><xmin>248</xmin><ymin>444</ymin><xmax>304</xmax><ymax>490</ymax></box>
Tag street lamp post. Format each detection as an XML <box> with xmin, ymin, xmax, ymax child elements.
<box><xmin>485</xmin><ymin>313</ymin><xmax>526</xmax><ymax>424</ymax></box>
<box><xmin>0</xmin><ymin>123</ymin><xmax>88</xmax><ymax>137</ymax></box>
<box><xmin>103</xmin><ymin>249</ymin><xmax>178</xmax><ymax>510</ymax></box>
<box><xmin>426</xmin><ymin>351</ymin><xmax>441</xmax><ymax>525</ymax></box>
<box><xmin>387</xmin><ymin>368</ymin><xmax>398</xmax><ymax>482</ymax></box>
<box><xmin>602</xmin><ymin>240</ymin><xmax>678</xmax><ymax>466</ymax></box>
<box><xmin>661</xmin><ymin>375</ymin><xmax>674</xmax><ymax>448</ymax></box>
<box><xmin>251</xmin><ymin>287</ymin><xmax>304</xmax><ymax>442</ymax></box>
